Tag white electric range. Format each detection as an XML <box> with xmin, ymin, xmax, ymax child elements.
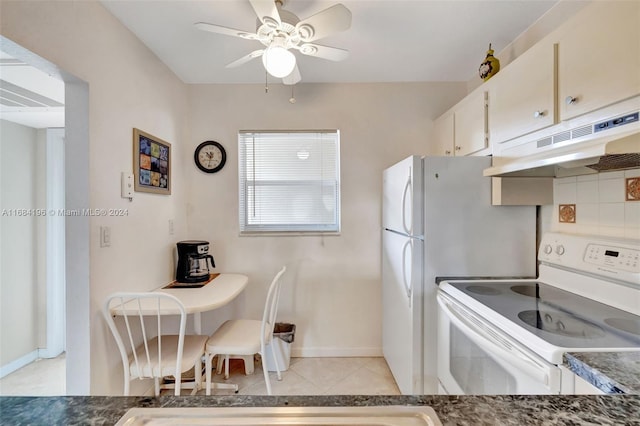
<box><xmin>437</xmin><ymin>232</ymin><xmax>640</xmax><ymax>395</ymax></box>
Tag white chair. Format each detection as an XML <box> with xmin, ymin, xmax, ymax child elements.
<box><xmin>103</xmin><ymin>292</ymin><xmax>209</xmax><ymax>396</ymax></box>
<box><xmin>205</xmin><ymin>266</ymin><xmax>287</xmax><ymax>395</ymax></box>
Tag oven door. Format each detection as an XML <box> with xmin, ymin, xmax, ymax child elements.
<box><xmin>437</xmin><ymin>291</ymin><xmax>562</xmax><ymax>395</ymax></box>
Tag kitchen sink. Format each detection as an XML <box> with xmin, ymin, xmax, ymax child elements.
<box><xmin>115</xmin><ymin>406</ymin><xmax>442</xmax><ymax>426</ymax></box>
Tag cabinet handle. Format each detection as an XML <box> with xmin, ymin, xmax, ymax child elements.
<box><xmin>565</xmin><ymin>96</ymin><xmax>578</xmax><ymax>105</ymax></box>
<box><xmin>455</xmin><ymin>146</ymin><xmax>461</xmax><ymax>151</ymax></box>
<box><xmin>533</xmin><ymin>110</ymin><xmax>545</xmax><ymax>118</ymax></box>
<box><xmin>445</xmin><ymin>150</ymin><xmax>451</xmax><ymax>155</ymax></box>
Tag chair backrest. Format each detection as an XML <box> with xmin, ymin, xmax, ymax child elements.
<box><xmin>260</xmin><ymin>266</ymin><xmax>287</xmax><ymax>348</ymax></box>
<box><xmin>103</xmin><ymin>292</ymin><xmax>188</xmax><ymax>386</ymax></box>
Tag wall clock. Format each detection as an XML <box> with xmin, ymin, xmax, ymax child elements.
<box><xmin>194</xmin><ymin>140</ymin><xmax>226</xmax><ymax>173</ymax></box>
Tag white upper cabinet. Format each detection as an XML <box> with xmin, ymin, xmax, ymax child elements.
<box><xmin>558</xmin><ymin>1</ymin><xmax>640</xmax><ymax>121</ymax></box>
<box><xmin>431</xmin><ymin>89</ymin><xmax>488</xmax><ymax>157</ymax></box>
<box><xmin>432</xmin><ymin>112</ymin><xmax>455</xmax><ymax>156</ymax></box>
<box><xmin>455</xmin><ymin>89</ymin><xmax>488</xmax><ymax>156</ymax></box>
<box><xmin>489</xmin><ymin>41</ymin><xmax>556</xmax><ymax>144</ymax></box>
<box><xmin>432</xmin><ymin>1</ymin><xmax>639</xmax><ymax>156</ymax></box>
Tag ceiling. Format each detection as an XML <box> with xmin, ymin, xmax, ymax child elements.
<box><xmin>0</xmin><ymin>52</ymin><xmax>65</xmax><ymax>128</ymax></box>
<box><xmin>0</xmin><ymin>1</ymin><xmax>572</xmax><ymax>129</ymax></box>
<box><xmin>101</xmin><ymin>0</ymin><xmax>561</xmax><ymax>84</ymax></box>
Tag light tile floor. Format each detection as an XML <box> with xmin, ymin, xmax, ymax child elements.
<box><xmin>0</xmin><ymin>354</ymin><xmax>66</xmax><ymax>396</ymax></box>
<box><xmin>206</xmin><ymin>356</ymin><xmax>401</xmax><ymax>396</ymax></box>
<box><xmin>0</xmin><ymin>355</ymin><xmax>400</xmax><ymax>396</ymax></box>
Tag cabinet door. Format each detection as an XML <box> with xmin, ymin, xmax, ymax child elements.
<box><xmin>558</xmin><ymin>1</ymin><xmax>640</xmax><ymax>120</ymax></box>
<box><xmin>489</xmin><ymin>41</ymin><xmax>556</xmax><ymax>144</ymax></box>
<box><xmin>432</xmin><ymin>113</ymin><xmax>454</xmax><ymax>156</ymax></box>
<box><xmin>455</xmin><ymin>90</ymin><xmax>487</xmax><ymax>156</ymax></box>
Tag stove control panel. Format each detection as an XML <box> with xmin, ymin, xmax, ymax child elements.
<box><xmin>584</xmin><ymin>244</ymin><xmax>639</xmax><ymax>273</ymax></box>
<box><xmin>539</xmin><ymin>233</ymin><xmax>640</xmax><ymax>285</ymax></box>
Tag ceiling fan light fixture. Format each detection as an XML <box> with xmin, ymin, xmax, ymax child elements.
<box><xmin>195</xmin><ymin>1</ymin><xmax>352</xmax><ymax>83</ymax></box>
<box><xmin>262</xmin><ymin>45</ymin><xmax>296</xmax><ymax>78</ymax></box>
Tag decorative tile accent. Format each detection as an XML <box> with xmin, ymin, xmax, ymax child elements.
<box><xmin>626</xmin><ymin>177</ymin><xmax>640</xmax><ymax>201</ymax></box>
<box><xmin>559</xmin><ymin>204</ymin><xmax>576</xmax><ymax>223</ymax></box>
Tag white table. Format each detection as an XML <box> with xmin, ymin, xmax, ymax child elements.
<box><xmin>111</xmin><ymin>273</ymin><xmax>248</xmax><ymax>334</ymax></box>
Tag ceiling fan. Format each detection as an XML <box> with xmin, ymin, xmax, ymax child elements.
<box><xmin>195</xmin><ymin>0</ymin><xmax>352</xmax><ymax>85</ymax></box>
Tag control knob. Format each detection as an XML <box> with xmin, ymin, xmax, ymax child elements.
<box><xmin>555</xmin><ymin>245</ymin><xmax>565</xmax><ymax>255</ymax></box>
<box><xmin>543</xmin><ymin>244</ymin><xmax>553</xmax><ymax>255</ymax></box>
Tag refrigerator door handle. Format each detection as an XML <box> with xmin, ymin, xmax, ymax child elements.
<box><xmin>402</xmin><ymin>239</ymin><xmax>412</xmax><ymax>307</ymax></box>
<box><xmin>401</xmin><ymin>171</ymin><xmax>412</xmax><ymax>235</ymax></box>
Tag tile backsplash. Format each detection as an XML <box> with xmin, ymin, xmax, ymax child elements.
<box><xmin>553</xmin><ymin>168</ymin><xmax>640</xmax><ymax>239</ymax></box>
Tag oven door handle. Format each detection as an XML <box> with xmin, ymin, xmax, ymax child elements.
<box><xmin>437</xmin><ymin>293</ymin><xmax>552</xmax><ymax>387</ymax></box>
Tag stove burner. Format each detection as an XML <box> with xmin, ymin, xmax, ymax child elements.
<box><xmin>465</xmin><ymin>285</ymin><xmax>502</xmax><ymax>295</ymax></box>
<box><xmin>510</xmin><ymin>285</ymin><xmax>539</xmax><ymax>298</ymax></box>
<box><xmin>604</xmin><ymin>318</ymin><xmax>640</xmax><ymax>337</ymax></box>
<box><xmin>518</xmin><ymin>310</ymin><xmax>606</xmax><ymax>338</ymax></box>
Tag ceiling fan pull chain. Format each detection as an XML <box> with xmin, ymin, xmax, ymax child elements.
<box><xmin>289</xmin><ymin>84</ymin><xmax>296</xmax><ymax>104</ymax></box>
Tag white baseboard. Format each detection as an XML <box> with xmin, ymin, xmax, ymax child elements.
<box><xmin>37</xmin><ymin>347</ymin><xmax>64</xmax><ymax>359</ymax></box>
<box><xmin>0</xmin><ymin>350</ymin><xmax>38</xmax><ymax>379</ymax></box>
<box><xmin>291</xmin><ymin>347</ymin><xmax>382</xmax><ymax>358</ymax></box>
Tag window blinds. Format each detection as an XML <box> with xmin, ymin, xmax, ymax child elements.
<box><xmin>238</xmin><ymin>130</ymin><xmax>340</xmax><ymax>233</ymax></box>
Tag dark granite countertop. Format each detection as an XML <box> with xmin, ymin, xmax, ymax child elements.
<box><xmin>565</xmin><ymin>352</ymin><xmax>640</xmax><ymax>394</ymax></box>
<box><xmin>1</xmin><ymin>394</ymin><xmax>639</xmax><ymax>426</ymax></box>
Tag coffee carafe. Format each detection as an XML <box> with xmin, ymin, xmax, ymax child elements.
<box><xmin>176</xmin><ymin>240</ymin><xmax>215</xmax><ymax>283</ymax></box>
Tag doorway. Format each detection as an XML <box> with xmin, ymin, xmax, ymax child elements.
<box><xmin>0</xmin><ymin>36</ymin><xmax>90</xmax><ymax>395</ymax></box>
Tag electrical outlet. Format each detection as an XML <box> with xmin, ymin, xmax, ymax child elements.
<box><xmin>100</xmin><ymin>226</ymin><xmax>111</xmax><ymax>248</ymax></box>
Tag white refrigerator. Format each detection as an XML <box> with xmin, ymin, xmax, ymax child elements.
<box><xmin>382</xmin><ymin>155</ymin><xmax>537</xmax><ymax>394</ymax></box>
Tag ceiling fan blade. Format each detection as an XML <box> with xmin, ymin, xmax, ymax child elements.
<box><xmin>297</xmin><ymin>43</ymin><xmax>349</xmax><ymax>62</ymax></box>
<box><xmin>225</xmin><ymin>50</ymin><xmax>264</xmax><ymax>68</ymax></box>
<box><xmin>296</xmin><ymin>4</ymin><xmax>352</xmax><ymax>42</ymax></box>
<box><xmin>282</xmin><ymin>64</ymin><xmax>301</xmax><ymax>85</ymax></box>
<box><xmin>194</xmin><ymin>22</ymin><xmax>258</xmax><ymax>40</ymax></box>
<box><xmin>249</xmin><ymin>0</ymin><xmax>281</xmax><ymax>26</ymax></box>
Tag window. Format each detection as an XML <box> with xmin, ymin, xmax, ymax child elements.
<box><xmin>239</xmin><ymin>130</ymin><xmax>340</xmax><ymax>233</ymax></box>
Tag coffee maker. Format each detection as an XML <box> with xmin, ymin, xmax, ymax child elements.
<box><xmin>176</xmin><ymin>240</ymin><xmax>215</xmax><ymax>283</ymax></box>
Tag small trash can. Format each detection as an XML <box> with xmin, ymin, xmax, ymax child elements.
<box><xmin>264</xmin><ymin>322</ymin><xmax>296</xmax><ymax>372</ymax></box>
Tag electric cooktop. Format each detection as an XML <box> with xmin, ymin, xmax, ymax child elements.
<box><xmin>446</xmin><ymin>280</ymin><xmax>640</xmax><ymax>349</ymax></box>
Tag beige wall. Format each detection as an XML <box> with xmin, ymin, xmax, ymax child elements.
<box><xmin>35</xmin><ymin>129</ymin><xmax>47</xmax><ymax>351</ymax></box>
<box><xmin>1</xmin><ymin>0</ymin><xmax>190</xmax><ymax>394</ymax></box>
<box><xmin>0</xmin><ymin>120</ymin><xmax>41</xmax><ymax>367</ymax></box>
<box><xmin>0</xmin><ymin>122</ymin><xmax>64</xmax><ymax>376</ymax></box>
<box><xmin>187</xmin><ymin>82</ymin><xmax>466</xmax><ymax>356</ymax></box>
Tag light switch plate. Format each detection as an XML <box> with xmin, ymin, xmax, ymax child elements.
<box><xmin>100</xmin><ymin>226</ymin><xmax>111</xmax><ymax>248</ymax></box>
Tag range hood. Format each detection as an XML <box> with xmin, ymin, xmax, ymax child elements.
<box><xmin>484</xmin><ymin>96</ymin><xmax>640</xmax><ymax>177</ymax></box>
